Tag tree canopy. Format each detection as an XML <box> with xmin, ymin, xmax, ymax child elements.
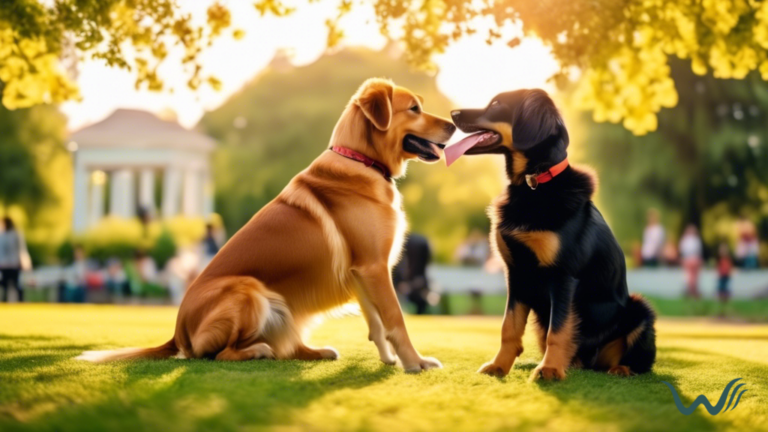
<box><xmin>584</xmin><ymin>58</ymin><xmax>768</xmax><ymax>255</ymax></box>
<box><xmin>5</xmin><ymin>0</ymin><xmax>768</xmax><ymax>134</ymax></box>
<box><xmin>0</xmin><ymin>0</ymin><xmax>236</xmax><ymax>108</ymax></box>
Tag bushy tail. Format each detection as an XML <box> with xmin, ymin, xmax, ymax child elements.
<box><xmin>75</xmin><ymin>338</ymin><xmax>178</xmax><ymax>363</ymax></box>
<box><xmin>622</xmin><ymin>294</ymin><xmax>657</xmax><ymax>374</ymax></box>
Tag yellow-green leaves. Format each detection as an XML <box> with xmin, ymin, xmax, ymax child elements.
<box><xmin>0</xmin><ymin>24</ymin><xmax>79</xmax><ymax>109</ymax></box>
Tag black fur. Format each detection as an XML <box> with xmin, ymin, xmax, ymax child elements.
<box><xmin>452</xmin><ymin>89</ymin><xmax>657</xmax><ymax>375</ymax></box>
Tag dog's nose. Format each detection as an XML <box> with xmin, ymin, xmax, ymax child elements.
<box><xmin>451</xmin><ymin>110</ymin><xmax>461</xmax><ymax>120</ymax></box>
<box><xmin>445</xmin><ymin>122</ymin><xmax>457</xmax><ymax>135</ymax></box>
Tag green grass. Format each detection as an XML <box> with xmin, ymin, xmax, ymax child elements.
<box><xmin>442</xmin><ymin>294</ymin><xmax>768</xmax><ymax>321</ymax></box>
<box><xmin>1</xmin><ymin>305</ymin><xmax>767</xmax><ymax>432</ymax></box>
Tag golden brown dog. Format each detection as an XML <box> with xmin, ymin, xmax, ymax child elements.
<box><xmin>77</xmin><ymin>78</ymin><xmax>455</xmax><ymax>372</ymax></box>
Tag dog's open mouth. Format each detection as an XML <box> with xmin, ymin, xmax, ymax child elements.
<box><xmin>403</xmin><ymin>134</ymin><xmax>443</xmax><ymax>162</ymax></box>
<box><xmin>445</xmin><ymin>130</ymin><xmax>500</xmax><ymax>166</ymax></box>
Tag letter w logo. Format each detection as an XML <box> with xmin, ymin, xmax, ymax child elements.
<box><xmin>662</xmin><ymin>378</ymin><xmax>748</xmax><ymax>415</ymax></box>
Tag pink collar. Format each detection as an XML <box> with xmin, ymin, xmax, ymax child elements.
<box><xmin>330</xmin><ymin>146</ymin><xmax>392</xmax><ymax>181</ymax></box>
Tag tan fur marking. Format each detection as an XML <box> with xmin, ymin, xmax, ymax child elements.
<box><xmin>530</xmin><ymin>306</ymin><xmax>579</xmax><ymax>381</ymax></box>
<box><xmin>484</xmin><ymin>121</ymin><xmax>512</xmax><ymax>149</ymax></box>
<box><xmin>509</xmin><ymin>229</ymin><xmax>560</xmax><ymax>267</ymax></box>
<box><xmin>478</xmin><ymin>303</ymin><xmax>530</xmax><ymax>377</ymax></box>
<box><xmin>510</xmin><ymin>150</ymin><xmax>528</xmax><ymax>185</ymax></box>
<box><xmin>491</xmin><ymin>227</ymin><xmax>512</xmax><ymax>266</ymax></box>
<box><xmin>626</xmin><ymin>322</ymin><xmax>646</xmax><ymax>349</ymax></box>
<box><xmin>595</xmin><ymin>337</ymin><xmax>626</xmax><ymax>370</ymax></box>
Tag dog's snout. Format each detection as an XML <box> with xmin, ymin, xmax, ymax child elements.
<box><xmin>444</xmin><ymin>122</ymin><xmax>457</xmax><ymax>135</ymax></box>
<box><xmin>451</xmin><ymin>110</ymin><xmax>461</xmax><ymax>120</ymax></box>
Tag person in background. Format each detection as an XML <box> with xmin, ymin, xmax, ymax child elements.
<box><xmin>393</xmin><ymin>233</ymin><xmax>433</xmax><ymax>315</ymax></box>
<box><xmin>641</xmin><ymin>209</ymin><xmax>665</xmax><ymax>267</ymax></box>
<box><xmin>166</xmin><ymin>246</ymin><xmax>200</xmax><ymax>305</ymax></box>
<box><xmin>200</xmin><ymin>223</ymin><xmax>221</xmax><ymax>271</ymax></box>
<box><xmin>679</xmin><ymin>224</ymin><xmax>703</xmax><ymax>298</ymax></box>
<box><xmin>735</xmin><ymin>214</ymin><xmax>760</xmax><ymax>269</ymax></box>
<box><xmin>62</xmin><ymin>246</ymin><xmax>88</xmax><ymax>303</ymax></box>
<box><xmin>0</xmin><ymin>217</ymin><xmax>31</xmax><ymax>302</ymax></box>
<box><xmin>455</xmin><ymin>228</ymin><xmax>490</xmax><ymax>266</ymax></box>
<box><xmin>717</xmin><ymin>243</ymin><xmax>733</xmax><ymax>317</ymax></box>
<box><xmin>104</xmin><ymin>258</ymin><xmax>128</xmax><ymax>302</ymax></box>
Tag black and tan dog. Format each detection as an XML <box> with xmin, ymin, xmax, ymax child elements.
<box><xmin>446</xmin><ymin>89</ymin><xmax>656</xmax><ymax>380</ymax></box>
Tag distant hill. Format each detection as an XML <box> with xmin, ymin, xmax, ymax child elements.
<box><xmin>198</xmin><ymin>47</ymin><xmax>505</xmax><ymax>261</ymax></box>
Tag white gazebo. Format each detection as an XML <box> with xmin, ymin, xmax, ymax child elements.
<box><xmin>69</xmin><ymin>109</ymin><xmax>216</xmax><ymax>232</ymax></box>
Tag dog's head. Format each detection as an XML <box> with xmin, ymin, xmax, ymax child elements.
<box><xmin>446</xmin><ymin>89</ymin><xmax>569</xmax><ymax>179</ymax></box>
<box><xmin>331</xmin><ymin>78</ymin><xmax>456</xmax><ymax>177</ymax></box>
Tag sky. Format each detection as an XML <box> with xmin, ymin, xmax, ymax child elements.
<box><xmin>60</xmin><ymin>1</ymin><xmax>559</xmax><ymax>131</ymax></box>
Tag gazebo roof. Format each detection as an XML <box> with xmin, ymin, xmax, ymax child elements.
<box><xmin>70</xmin><ymin>109</ymin><xmax>215</xmax><ymax>152</ymax></box>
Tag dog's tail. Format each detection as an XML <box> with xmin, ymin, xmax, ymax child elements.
<box><xmin>621</xmin><ymin>294</ymin><xmax>657</xmax><ymax>374</ymax></box>
<box><xmin>75</xmin><ymin>338</ymin><xmax>179</xmax><ymax>363</ymax></box>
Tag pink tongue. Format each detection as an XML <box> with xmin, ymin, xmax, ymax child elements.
<box><xmin>445</xmin><ymin>132</ymin><xmax>492</xmax><ymax>166</ymax></box>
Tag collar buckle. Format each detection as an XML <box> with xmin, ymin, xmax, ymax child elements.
<box><xmin>525</xmin><ymin>174</ymin><xmax>538</xmax><ymax>190</ymax></box>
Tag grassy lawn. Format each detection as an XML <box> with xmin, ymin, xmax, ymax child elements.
<box><xmin>1</xmin><ymin>305</ymin><xmax>767</xmax><ymax>432</ymax></box>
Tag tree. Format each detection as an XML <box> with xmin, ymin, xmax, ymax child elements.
<box><xmin>0</xmin><ymin>0</ymin><xmax>237</xmax><ymax>108</ymax></box>
<box><xmin>0</xmin><ymin>100</ymin><xmax>66</xmax><ymax>214</ymax></box>
<box><xmin>583</xmin><ymin>58</ymin><xmax>768</xmax><ymax>254</ymax></box>
<box><xmin>5</xmin><ymin>1</ymin><xmax>768</xmax><ymax>135</ymax></box>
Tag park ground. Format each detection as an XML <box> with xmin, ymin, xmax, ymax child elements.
<box><xmin>0</xmin><ymin>305</ymin><xmax>767</xmax><ymax>432</ymax></box>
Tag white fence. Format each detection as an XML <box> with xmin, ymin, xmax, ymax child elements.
<box><xmin>428</xmin><ymin>265</ymin><xmax>768</xmax><ymax>299</ymax></box>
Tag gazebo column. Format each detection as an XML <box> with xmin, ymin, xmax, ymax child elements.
<box><xmin>88</xmin><ymin>171</ymin><xmax>106</xmax><ymax>226</ymax></box>
<box><xmin>72</xmin><ymin>163</ymin><xmax>89</xmax><ymax>232</ymax></box>
<box><xmin>138</xmin><ymin>169</ymin><xmax>156</xmax><ymax>216</ymax></box>
<box><xmin>202</xmin><ymin>169</ymin><xmax>214</xmax><ymax>217</ymax></box>
<box><xmin>109</xmin><ymin>169</ymin><xmax>135</xmax><ymax>218</ymax></box>
<box><xmin>182</xmin><ymin>168</ymin><xmax>201</xmax><ymax>217</ymax></box>
<box><xmin>162</xmin><ymin>166</ymin><xmax>181</xmax><ymax>218</ymax></box>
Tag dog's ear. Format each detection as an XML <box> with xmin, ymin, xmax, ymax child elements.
<box><xmin>512</xmin><ymin>89</ymin><xmax>568</xmax><ymax>151</ymax></box>
<box><xmin>354</xmin><ymin>79</ymin><xmax>394</xmax><ymax>131</ymax></box>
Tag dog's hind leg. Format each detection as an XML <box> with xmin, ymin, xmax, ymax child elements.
<box><xmin>291</xmin><ymin>344</ymin><xmax>339</xmax><ymax>360</ymax></box>
<box><xmin>216</xmin><ymin>343</ymin><xmax>275</xmax><ymax>361</ymax></box>
<box><xmin>620</xmin><ymin>294</ymin><xmax>657</xmax><ymax>374</ymax></box>
<box><xmin>595</xmin><ymin>337</ymin><xmax>632</xmax><ymax>377</ymax></box>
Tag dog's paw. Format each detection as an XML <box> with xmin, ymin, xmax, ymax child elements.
<box><xmin>404</xmin><ymin>356</ymin><xmax>443</xmax><ymax>373</ymax></box>
<box><xmin>477</xmin><ymin>361</ymin><xmax>509</xmax><ymax>378</ymax></box>
<box><xmin>380</xmin><ymin>351</ymin><xmax>398</xmax><ymax>366</ymax></box>
<box><xmin>608</xmin><ymin>365</ymin><xmax>633</xmax><ymax>377</ymax></box>
<box><xmin>246</xmin><ymin>343</ymin><xmax>275</xmax><ymax>360</ymax></box>
<box><xmin>318</xmin><ymin>346</ymin><xmax>340</xmax><ymax>360</ymax></box>
<box><xmin>529</xmin><ymin>364</ymin><xmax>566</xmax><ymax>381</ymax></box>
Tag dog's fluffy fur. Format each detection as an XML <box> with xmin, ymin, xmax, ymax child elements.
<box><xmin>451</xmin><ymin>89</ymin><xmax>657</xmax><ymax>380</ymax></box>
<box><xmin>77</xmin><ymin>78</ymin><xmax>455</xmax><ymax>372</ymax></box>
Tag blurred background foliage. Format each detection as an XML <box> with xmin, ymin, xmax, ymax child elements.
<box><xmin>198</xmin><ymin>47</ymin><xmax>505</xmax><ymax>262</ymax></box>
<box><xmin>586</xmin><ymin>58</ymin><xmax>768</xmax><ymax>260</ymax></box>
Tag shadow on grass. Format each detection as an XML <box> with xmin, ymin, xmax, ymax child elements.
<box><xmin>527</xmin><ymin>343</ymin><xmax>767</xmax><ymax>432</ymax></box>
<box><xmin>0</xmin><ymin>333</ymin><xmax>399</xmax><ymax>432</ymax></box>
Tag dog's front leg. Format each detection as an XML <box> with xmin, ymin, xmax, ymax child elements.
<box><xmin>531</xmin><ymin>276</ymin><xmax>579</xmax><ymax>381</ymax></box>
<box><xmin>354</xmin><ymin>264</ymin><xmax>442</xmax><ymax>373</ymax></box>
<box><xmin>478</xmin><ymin>301</ymin><xmax>530</xmax><ymax>377</ymax></box>
<box><xmin>353</xmin><ymin>281</ymin><xmax>397</xmax><ymax>365</ymax></box>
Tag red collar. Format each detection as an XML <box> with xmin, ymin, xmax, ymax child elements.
<box><xmin>330</xmin><ymin>146</ymin><xmax>392</xmax><ymax>181</ymax></box>
<box><xmin>525</xmin><ymin>158</ymin><xmax>569</xmax><ymax>190</ymax></box>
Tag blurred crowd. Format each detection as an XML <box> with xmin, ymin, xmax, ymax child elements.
<box><xmin>636</xmin><ymin>208</ymin><xmax>765</xmax><ymax>305</ymax></box>
<box><xmin>0</xmin><ymin>218</ymin><xmax>223</xmax><ymax>305</ymax></box>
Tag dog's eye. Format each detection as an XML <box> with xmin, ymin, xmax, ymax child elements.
<box><xmin>410</xmin><ymin>105</ymin><xmax>421</xmax><ymax>114</ymax></box>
